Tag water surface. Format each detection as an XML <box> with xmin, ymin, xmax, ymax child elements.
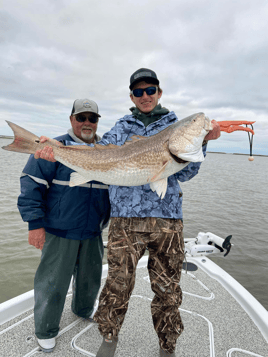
<box><xmin>0</xmin><ymin>138</ymin><xmax>267</xmax><ymax>309</ymax></box>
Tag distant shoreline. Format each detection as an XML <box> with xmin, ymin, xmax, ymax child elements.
<box><xmin>0</xmin><ymin>136</ymin><xmax>267</xmax><ymax>157</ymax></box>
<box><xmin>207</xmin><ymin>151</ymin><xmax>267</xmax><ymax>157</ymax></box>
<box><xmin>0</xmin><ymin>135</ymin><xmax>13</xmax><ymax>139</ymax></box>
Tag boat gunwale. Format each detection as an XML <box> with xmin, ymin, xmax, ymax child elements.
<box><xmin>1</xmin><ymin>255</ymin><xmax>267</xmax><ymax>344</ymax></box>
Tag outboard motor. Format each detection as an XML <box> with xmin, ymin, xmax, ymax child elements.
<box><xmin>185</xmin><ymin>232</ymin><xmax>232</xmax><ymax>257</ymax></box>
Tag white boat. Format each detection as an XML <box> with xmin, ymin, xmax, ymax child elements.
<box><xmin>0</xmin><ymin>232</ymin><xmax>267</xmax><ymax>356</ymax></box>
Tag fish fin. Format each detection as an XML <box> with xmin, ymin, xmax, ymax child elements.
<box><xmin>63</xmin><ymin>145</ymin><xmax>93</xmax><ymax>150</ymax></box>
<box><xmin>2</xmin><ymin>121</ymin><xmax>40</xmax><ymax>154</ymax></box>
<box><xmin>177</xmin><ymin>146</ymin><xmax>204</xmax><ymax>162</ymax></box>
<box><xmin>148</xmin><ymin>161</ymin><xmax>170</xmax><ymax>182</ymax></box>
<box><xmin>63</xmin><ymin>143</ymin><xmax>119</xmax><ymax>150</ymax></box>
<box><xmin>130</xmin><ymin>135</ymin><xmax>147</xmax><ymax>141</ymax></box>
<box><xmin>150</xmin><ymin>179</ymin><xmax>168</xmax><ymax>199</ymax></box>
<box><xmin>70</xmin><ymin>172</ymin><xmax>90</xmax><ymax>187</ymax></box>
<box><xmin>95</xmin><ymin>143</ymin><xmax>119</xmax><ymax>149</ymax></box>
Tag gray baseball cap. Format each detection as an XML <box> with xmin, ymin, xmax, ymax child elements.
<box><xmin>71</xmin><ymin>98</ymin><xmax>101</xmax><ymax>117</ymax></box>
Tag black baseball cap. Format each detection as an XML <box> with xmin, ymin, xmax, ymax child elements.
<box><xmin>129</xmin><ymin>68</ymin><xmax>159</xmax><ymax>90</ymax></box>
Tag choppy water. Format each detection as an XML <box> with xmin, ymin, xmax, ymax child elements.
<box><xmin>0</xmin><ymin>138</ymin><xmax>267</xmax><ymax>310</ymax></box>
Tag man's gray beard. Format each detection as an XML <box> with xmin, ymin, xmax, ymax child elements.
<box><xmin>81</xmin><ymin>131</ymin><xmax>94</xmax><ymax>141</ymax></box>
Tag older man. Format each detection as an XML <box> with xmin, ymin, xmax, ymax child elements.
<box><xmin>18</xmin><ymin>99</ymin><xmax>110</xmax><ymax>353</ymax></box>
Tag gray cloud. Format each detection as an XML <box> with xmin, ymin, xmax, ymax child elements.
<box><xmin>0</xmin><ymin>0</ymin><xmax>267</xmax><ymax>155</ymax></box>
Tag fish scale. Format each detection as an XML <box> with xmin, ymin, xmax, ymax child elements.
<box><xmin>2</xmin><ymin>113</ymin><xmax>212</xmax><ymax>199</ymax></box>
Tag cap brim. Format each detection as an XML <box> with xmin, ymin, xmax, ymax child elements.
<box><xmin>72</xmin><ymin>109</ymin><xmax>101</xmax><ymax>117</ymax></box>
<box><xmin>129</xmin><ymin>77</ymin><xmax>159</xmax><ymax>90</ymax></box>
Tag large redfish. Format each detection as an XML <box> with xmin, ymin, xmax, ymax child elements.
<box><xmin>2</xmin><ymin>113</ymin><xmax>212</xmax><ymax>198</ymax></box>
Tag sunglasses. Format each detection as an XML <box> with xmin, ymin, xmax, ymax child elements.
<box><xmin>75</xmin><ymin>114</ymin><xmax>98</xmax><ymax>123</ymax></box>
<box><xmin>131</xmin><ymin>86</ymin><xmax>157</xmax><ymax>97</ymax></box>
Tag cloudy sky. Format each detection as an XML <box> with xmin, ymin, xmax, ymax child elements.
<box><xmin>0</xmin><ymin>0</ymin><xmax>267</xmax><ymax>155</ymax></box>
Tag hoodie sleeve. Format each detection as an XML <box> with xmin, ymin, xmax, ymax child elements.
<box><xmin>17</xmin><ymin>155</ymin><xmax>58</xmax><ymax>230</ymax></box>
<box><xmin>175</xmin><ymin>143</ymin><xmax>207</xmax><ymax>182</ymax></box>
<box><xmin>97</xmin><ymin>120</ymin><xmax>131</xmax><ymax>146</ymax></box>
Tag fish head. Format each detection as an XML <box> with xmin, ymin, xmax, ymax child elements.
<box><xmin>168</xmin><ymin>113</ymin><xmax>212</xmax><ymax>162</ymax></box>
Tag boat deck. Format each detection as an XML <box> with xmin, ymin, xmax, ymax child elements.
<box><xmin>1</xmin><ymin>256</ymin><xmax>268</xmax><ymax>357</ymax></box>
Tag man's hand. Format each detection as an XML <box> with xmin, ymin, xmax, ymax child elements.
<box><xmin>205</xmin><ymin>120</ymin><xmax>221</xmax><ymax>141</ymax></box>
<box><xmin>34</xmin><ymin>136</ymin><xmax>61</xmax><ymax>162</ymax></box>
<box><xmin>28</xmin><ymin>228</ymin><xmax>46</xmax><ymax>250</ymax></box>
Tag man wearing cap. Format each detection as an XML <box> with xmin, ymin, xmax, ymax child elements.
<box><xmin>17</xmin><ymin>99</ymin><xmax>110</xmax><ymax>353</ymax></box>
<box><xmin>92</xmin><ymin>69</ymin><xmax>220</xmax><ymax>357</ymax></box>
<box><xmin>35</xmin><ymin>70</ymin><xmax>220</xmax><ymax>356</ymax></box>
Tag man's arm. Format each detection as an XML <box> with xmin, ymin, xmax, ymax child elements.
<box><xmin>18</xmin><ymin>154</ymin><xmax>57</xmax><ymax>249</ymax></box>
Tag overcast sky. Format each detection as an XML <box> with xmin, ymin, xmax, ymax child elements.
<box><xmin>0</xmin><ymin>0</ymin><xmax>267</xmax><ymax>155</ymax></box>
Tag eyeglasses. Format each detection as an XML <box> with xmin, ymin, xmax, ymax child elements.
<box><xmin>131</xmin><ymin>86</ymin><xmax>157</xmax><ymax>98</ymax></box>
<box><xmin>75</xmin><ymin>114</ymin><xmax>98</xmax><ymax>123</ymax></box>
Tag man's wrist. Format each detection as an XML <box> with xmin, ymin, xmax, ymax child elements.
<box><xmin>28</xmin><ymin>218</ymin><xmax>44</xmax><ymax>231</ymax></box>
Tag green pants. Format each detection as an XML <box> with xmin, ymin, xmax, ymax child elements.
<box><xmin>34</xmin><ymin>232</ymin><xmax>104</xmax><ymax>339</ymax></box>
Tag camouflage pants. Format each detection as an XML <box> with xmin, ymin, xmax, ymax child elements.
<box><xmin>94</xmin><ymin>217</ymin><xmax>184</xmax><ymax>353</ymax></box>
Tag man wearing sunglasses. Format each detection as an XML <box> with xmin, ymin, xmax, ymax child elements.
<box><xmin>70</xmin><ymin>99</ymin><xmax>100</xmax><ymax>144</ymax></box>
<box><xmin>34</xmin><ymin>69</ymin><xmax>220</xmax><ymax>356</ymax></box>
<box><xmin>17</xmin><ymin>99</ymin><xmax>110</xmax><ymax>353</ymax></box>
<box><xmin>93</xmin><ymin>68</ymin><xmax>220</xmax><ymax>357</ymax></box>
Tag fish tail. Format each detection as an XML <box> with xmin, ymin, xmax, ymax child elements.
<box><xmin>1</xmin><ymin>121</ymin><xmax>41</xmax><ymax>154</ymax></box>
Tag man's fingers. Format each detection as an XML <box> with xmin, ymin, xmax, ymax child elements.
<box><xmin>39</xmin><ymin>137</ymin><xmax>63</xmax><ymax>147</ymax></box>
<box><xmin>34</xmin><ymin>150</ymin><xmax>41</xmax><ymax>159</ymax></box>
<box><xmin>40</xmin><ymin>147</ymin><xmax>52</xmax><ymax>159</ymax></box>
<box><xmin>43</xmin><ymin>147</ymin><xmax>56</xmax><ymax>162</ymax></box>
<box><xmin>205</xmin><ymin>120</ymin><xmax>221</xmax><ymax>141</ymax></box>
<box><xmin>28</xmin><ymin>228</ymin><xmax>46</xmax><ymax>250</ymax></box>
<box><xmin>39</xmin><ymin>136</ymin><xmax>49</xmax><ymax>143</ymax></box>
<box><xmin>34</xmin><ymin>147</ymin><xmax>56</xmax><ymax>162</ymax></box>
<box><xmin>34</xmin><ymin>137</ymin><xmax>61</xmax><ymax>161</ymax></box>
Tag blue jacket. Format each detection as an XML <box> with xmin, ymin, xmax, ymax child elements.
<box><xmin>17</xmin><ymin>132</ymin><xmax>110</xmax><ymax>240</ymax></box>
<box><xmin>97</xmin><ymin>111</ymin><xmax>207</xmax><ymax>219</ymax></box>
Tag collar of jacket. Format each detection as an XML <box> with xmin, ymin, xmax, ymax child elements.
<box><xmin>67</xmin><ymin>128</ymin><xmax>101</xmax><ymax>144</ymax></box>
<box><xmin>119</xmin><ymin>110</ymin><xmax>178</xmax><ymax>129</ymax></box>
<box><xmin>129</xmin><ymin>104</ymin><xmax>169</xmax><ymax>127</ymax></box>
